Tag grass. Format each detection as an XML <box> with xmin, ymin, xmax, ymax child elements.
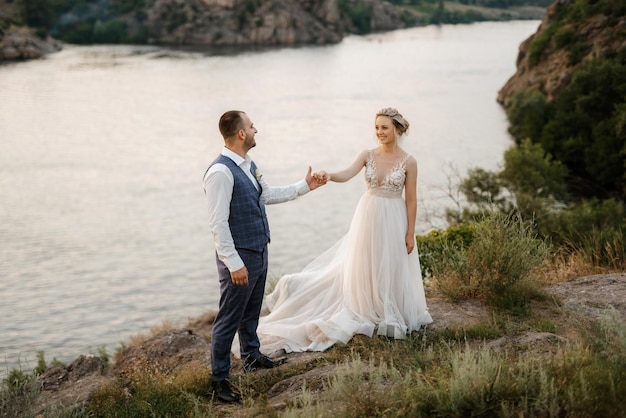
<box><xmin>282</xmin><ymin>310</ymin><xmax>626</xmax><ymax>418</ymax></box>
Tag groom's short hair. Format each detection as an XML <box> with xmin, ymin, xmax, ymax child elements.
<box><xmin>219</xmin><ymin>110</ymin><xmax>246</xmax><ymax>141</ymax></box>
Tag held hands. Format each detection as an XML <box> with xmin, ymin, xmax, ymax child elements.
<box><xmin>314</xmin><ymin>170</ymin><xmax>329</xmax><ymax>184</ymax></box>
<box><xmin>305</xmin><ymin>166</ymin><xmax>329</xmax><ymax>190</ymax></box>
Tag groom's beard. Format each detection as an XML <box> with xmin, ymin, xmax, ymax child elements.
<box><xmin>244</xmin><ymin>132</ymin><xmax>256</xmax><ymax>151</ymax></box>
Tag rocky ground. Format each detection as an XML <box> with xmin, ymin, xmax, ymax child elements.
<box><xmin>29</xmin><ymin>272</ymin><xmax>625</xmax><ymax>416</ymax></box>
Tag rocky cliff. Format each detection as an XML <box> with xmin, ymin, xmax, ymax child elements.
<box><xmin>0</xmin><ymin>0</ymin><xmax>409</xmax><ymax>60</ymax></box>
<box><xmin>1</xmin><ymin>0</ymin><xmax>547</xmax><ymax>61</ymax></box>
<box><xmin>497</xmin><ymin>0</ymin><xmax>626</xmax><ymax>107</ymax></box>
<box><xmin>0</xmin><ymin>25</ymin><xmax>61</xmax><ymax>61</ymax></box>
<box><xmin>122</xmin><ymin>0</ymin><xmax>410</xmax><ymax>45</ymax></box>
<box><xmin>136</xmin><ymin>0</ymin><xmax>344</xmax><ymax>45</ymax></box>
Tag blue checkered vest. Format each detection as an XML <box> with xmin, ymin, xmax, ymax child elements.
<box><xmin>209</xmin><ymin>154</ymin><xmax>270</xmax><ymax>252</ymax></box>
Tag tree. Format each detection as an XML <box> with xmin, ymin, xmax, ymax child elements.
<box><xmin>18</xmin><ymin>0</ymin><xmax>54</xmax><ymax>31</ymax></box>
<box><xmin>540</xmin><ymin>56</ymin><xmax>626</xmax><ymax>199</ymax></box>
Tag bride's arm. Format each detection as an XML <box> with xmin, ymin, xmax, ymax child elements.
<box><xmin>404</xmin><ymin>157</ymin><xmax>418</xmax><ymax>254</ymax></box>
<box><xmin>325</xmin><ymin>150</ymin><xmax>369</xmax><ymax>183</ymax></box>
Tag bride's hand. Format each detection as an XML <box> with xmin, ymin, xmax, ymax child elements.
<box><xmin>405</xmin><ymin>233</ymin><xmax>415</xmax><ymax>254</ymax></box>
<box><xmin>306</xmin><ymin>166</ymin><xmax>327</xmax><ymax>190</ymax></box>
<box><xmin>313</xmin><ymin>170</ymin><xmax>329</xmax><ymax>184</ymax></box>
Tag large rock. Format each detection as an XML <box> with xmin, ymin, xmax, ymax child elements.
<box><xmin>0</xmin><ymin>25</ymin><xmax>61</xmax><ymax>61</ymax></box>
<box><xmin>370</xmin><ymin>1</ymin><xmax>405</xmax><ymax>32</ymax></box>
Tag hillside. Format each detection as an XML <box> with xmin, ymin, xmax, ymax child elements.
<box><xmin>0</xmin><ymin>0</ymin><xmax>546</xmax><ymax>61</ymax></box>
<box><xmin>14</xmin><ymin>273</ymin><xmax>626</xmax><ymax>416</ymax></box>
<box><xmin>496</xmin><ymin>0</ymin><xmax>626</xmax><ymax>200</ymax></box>
<box><xmin>498</xmin><ymin>0</ymin><xmax>626</xmax><ymax>106</ymax></box>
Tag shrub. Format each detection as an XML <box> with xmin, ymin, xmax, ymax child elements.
<box><xmin>506</xmin><ymin>88</ymin><xmax>551</xmax><ymax>143</ymax></box>
<box><xmin>527</xmin><ymin>23</ymin><xmax>559</xmax><ymax>67</ymax></box>
<box><xmin>416</xmin><ymin>222</ymin><xmax>476</xmax><ymax>278</ymax></box>
<box><xmin>88</xmin><ymin>371</ymin><xmax>212</xmax><ymax>417</ymax></box>
<box><xmin>429</xmin><ymin>212</ymin><xmax>550</xmax><ymax>310</ymax></box>
<box><xmin>0</xmin><ymin>367</ymin><xmax>39</xmax><ymax>418</ymax></box>
<box><xmin>553</xmin><ymin>25</ymin><xmax>577</xmax><ymax>48</ymax></box>
<box><xmin>549</xmin><ymin>197</ymin><xmax>626</xmax><ymax>260</ymax></box>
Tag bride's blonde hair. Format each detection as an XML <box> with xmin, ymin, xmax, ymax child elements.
<box><xmin>376</xmin><ymin>107</ymin><xmax>409</xmax><ymax>136</ymax></box>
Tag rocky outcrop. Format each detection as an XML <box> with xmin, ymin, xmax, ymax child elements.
<box><xmin>134</xmin><ymin>0</ymin><xmax>344</xmax><ymax>46</ymax></box>
<box><xmin>127</xmin><ymin>0</ymin><xmax>413</xmax><ymax>46</ymax></box>
<box><xmin>497</xmin><ymin>0</ymin><xmax>626</xmax><ymax>107</ymax></box>
<box><xmin>35</xmin><ymin>355</ymin><xmax>108</xmax><ymax>414</ymax></box>
<box><xmin>1</xmin><ymin>0</ymin><xmax>547</xmax><ymax>59</ymax></box>
<box><xmin>369</xmin><ymin>0</ymin><xmax>405</xmax><ymax>32</ymax></box>
<box><xmin>0</xmin><ymin>25</ymin><xmax>62</xmax><ymax>61</ymax></box>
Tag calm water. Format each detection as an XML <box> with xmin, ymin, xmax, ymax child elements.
<box><xmin>0</xmin><ymin>21</ymin><xmax>539</xmax><ymax>375</ymax></box>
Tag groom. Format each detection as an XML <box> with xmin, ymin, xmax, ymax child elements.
<box><xmin>203</xmin><ymin>110</ymin><xmax>325</xmax><ymax>403</ymax></box>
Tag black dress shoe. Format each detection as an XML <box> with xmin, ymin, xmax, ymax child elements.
<box><xmin>243</xmin><ymin>354</ymin><xmax>284</xmax><ymax>372</ymax></box>
<box><xmin>211</xmin><ymin>379</ymin><xmax>241</xmax><ymax>403</ymax></box>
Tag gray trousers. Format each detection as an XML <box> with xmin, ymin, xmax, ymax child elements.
<box><xmin>211</xmin><ymin>246</ymin><xmax>268</xmax><ymax>381</ymax></box>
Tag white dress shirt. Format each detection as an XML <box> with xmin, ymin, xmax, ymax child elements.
<box><xmin>204</xmin><ymin>147</ymin><xmax>310</xmax><ymax>272</ymax></box>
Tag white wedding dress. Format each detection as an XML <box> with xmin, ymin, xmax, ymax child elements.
<box><xmin>253</xmin><ymin>149</ymin><xmax>433</xmax><ymax>355</ymax></box>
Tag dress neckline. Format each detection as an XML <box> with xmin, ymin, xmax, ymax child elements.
<box><xmin>369</xmin><ymin>149</ymin><xmax>410</xmax><ymax>186</ymax></box>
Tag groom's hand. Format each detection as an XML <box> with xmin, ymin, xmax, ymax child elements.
<box><xmin>231</xmin><ymin>266</ymin><xmax>249</xmax><ymax>286</ymax></box>
<box><xmin>305</xmin><ymin>166</ymin><xmax>327</xmax><ymax>190</ymax></box>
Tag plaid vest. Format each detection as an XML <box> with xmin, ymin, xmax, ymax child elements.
<box><xmin>210</xmin><ymin>154</ymin><xmax>270</xmax><ymax>252</ymax></box>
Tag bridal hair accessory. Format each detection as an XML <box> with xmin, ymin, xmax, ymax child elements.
<box><xmin>376</xmin><ymin>107</ymin><xmax>410</xmax><ymax>136</ymax></box>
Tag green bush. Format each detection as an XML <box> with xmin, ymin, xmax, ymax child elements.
<box><xmin>546</xmin><ymin>198</ymin><xmax>626</xmax><ymax>269</ymax></box>
<box><xmin>527</xmin><ymin>23</ymin><xmax>559</xmax><ymax>67</ymax></box>
<box><xmin>88</xmin><ymin>374</ymin><xmax>211</xmax><ymax>417</ymax></box>
<box><xmin>428</xmin><ymin>212</ymin><xmax>549</xmax><ymax>311</ymax></box>
<box><xmin>0</xmin><ymin>367</ymin><xmax>40</xmax><ymax>418</ymax></box>
<box><xmin>566</xmin><ymin>40</ymin><xmax>590</xmax><ymax>65</ymax></box>
<box><xmin>416</xmin><ymin>222</ymin><xmax>476</xmax><ymax>278</ymax></box>
<box><xmin>553</xmin><ymin>25</ymin><xmax>577</xmax><ymax>48</ymax></box>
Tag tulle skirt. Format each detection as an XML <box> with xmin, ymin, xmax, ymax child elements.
<box><xmin>242</xmin><ymin>190</ymin><xmax>432</xmax><ymax>355</ymax></box>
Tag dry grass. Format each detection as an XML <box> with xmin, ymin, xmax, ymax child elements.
<box><xmin>536</xmin><ymin>251</ymin><xmax>608</xmax><ymax>285</ymax></box>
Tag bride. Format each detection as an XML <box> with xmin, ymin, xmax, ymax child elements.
<box><xmin>253</xmin><ymin>107</ymin><xmax>432</xmax><ymax>355</ymax></box>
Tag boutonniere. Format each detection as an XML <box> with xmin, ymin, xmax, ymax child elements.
<box><xmin>255</xmin><ymin>169</ymin><xmax>263</xmax><ymax>182</ymax></box>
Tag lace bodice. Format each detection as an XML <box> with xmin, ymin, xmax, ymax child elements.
<box><xmin>364</xmin><ymin>149</ymin><xmax>410</xmax><ymax>197</ymax></box>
